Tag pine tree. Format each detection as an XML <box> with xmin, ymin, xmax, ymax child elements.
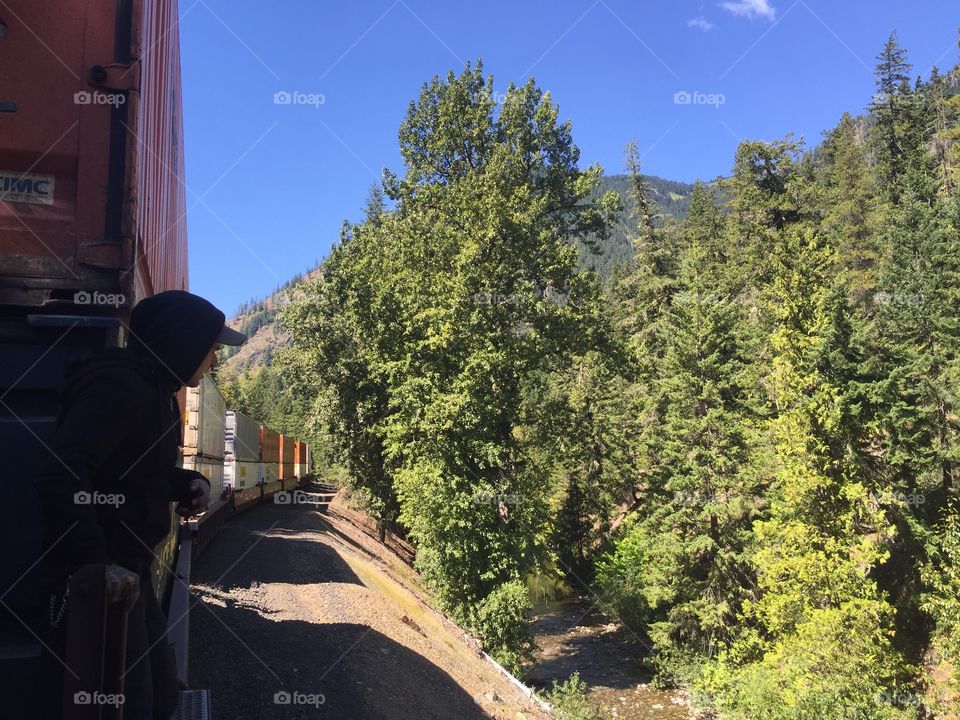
<box><xmin>869</xmin><ymin>32</ymin><xmax>913</xmax><ymax>203</ymax></box>
<box><xmin>704</xmin><ymin>226</ymin><xmax>913</xmax><ymax>717</ymax></box>
<box><xmin>820</xmin><ymin>113</ymin><xmax>881</xmax><ymax>301</ymax></box>
<box><xmin>599</xmin><ymin>207</ymin><xmax>762</xmax><ymax>682</ymax></box>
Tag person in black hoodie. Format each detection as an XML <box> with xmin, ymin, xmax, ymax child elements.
<box><xmin>32</xmin><ymin>290</ymin><xmax>246</xmax><ymax>720</ymax></box>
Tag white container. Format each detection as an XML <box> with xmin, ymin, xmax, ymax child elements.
<box><xmin>294</xmin><ymin>441</ymin><xmax>310</xmax><ymax>478</ymax></box>
<box><xmin>224</xmin><ymin>459</ymin><xmax>259</xmax><ymax>490</ymax></box>
<box><xmin>184</xmin><ymin>375</ymin><xmax>225</xmax><ymax>459</ymax></box>
<box><xmin>224</xmin><ymin>409</ymin><xmax>260</xmax><ymax>463</ymax></box>
<box><xmin>182</xmin><ymin>454</ymin><xmax>225</xmax><ymax>508</ymax></box>
<box><xmin>260</xmin><ymin>461</ymin><xmax>279</xmax><ymax>486</ymax></box>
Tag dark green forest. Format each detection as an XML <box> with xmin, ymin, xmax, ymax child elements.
<box><xmin>221</xmin><ymin>32</ymin><xmax>960</xmax><ymax>718</ymax></box>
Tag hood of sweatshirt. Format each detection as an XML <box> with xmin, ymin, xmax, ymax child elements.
<box><xmin>127</xmin><ymin>290</ymin><xmax>226</xmax><ymax>388</ymax></box>
<box><xmin>61</xmin><ymin>291</ymin><xmax>228</xmax><ymax>397</ymax></box>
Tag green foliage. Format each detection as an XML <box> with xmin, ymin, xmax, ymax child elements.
<box><xmin>545</xmin><ymin>672</ymin><xmax>608</xmax><ymax>720</ymax></box>
<box><xmin>704</xmin><ymin>601</ymin><xmax>917</xmax><ymax>720</ymax></box>
<box><xmin>282</xmin><ymin>61</ymin><xmax>620</xmax><ymax>665</ymax></box>
<box><xmin>268</xmin><ymin>32</ymin><xmax>960</xmax><ymax>718</ymax></box>
<box><xmin>473</xmin><ymin>580</ymin><xmax>534</xmax><ymax>675</ymax></box>
<box><xmin>921</xmin><ymin>502</ymin><xmax>960</xmax><ymax>712</ymax></box>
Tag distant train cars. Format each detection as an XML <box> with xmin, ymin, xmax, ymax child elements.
<box><xmin>183</xmin><ymin>377</ymin><xmax>312</xmax><ymax>549</ymax></box>
<box><xmin>225</xmin><ymin>409</ymin><xmax>262</xmax><ymax>512</ymax></box>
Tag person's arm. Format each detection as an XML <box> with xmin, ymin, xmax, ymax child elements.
<box><xmin>32</xmin><ymin>377</ymin><xmax>137</xmax><ymax>572</ymax></box>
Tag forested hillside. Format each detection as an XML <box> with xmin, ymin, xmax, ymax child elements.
<box><xmin>217</xmin><ymin>172</ymin><xmax>694</xmax><ymax>401</ymax></box>
<box><xmin>220</xmin><ymin>33</ymin><xmax>960</xmax><ymax>718</ymax></box>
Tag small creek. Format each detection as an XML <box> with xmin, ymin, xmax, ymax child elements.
<box><xmin>526</xmin><ymin>598</ymin><xmax>698</xmax><ymax>720</ymax></box>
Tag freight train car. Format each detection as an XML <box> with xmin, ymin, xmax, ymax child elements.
<box><xmin>224</xmin><ymin>408</ymin><xmax>263</xmax><ymax>512</ymax></box>
<box><xmin>279</xmin><ymin>433</ymin><xmax>297</xmax><ymax>488</ymax></box>
<box><xmin>184</xmin><ymin>375</ymin><xmax>228</xmax><ymax>553</ymax></box>
<box><xmin>259</xmin><ymin>424</ymin><xmax>283</xmax><ymax>498</ymax></box>
<box><xmin>0</xmin><ymin>0</ymin><xmax>195</xmax><ymax>715</ymax></box>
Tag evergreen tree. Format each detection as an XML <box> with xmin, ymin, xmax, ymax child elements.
<box><xmin>869</xmin><ymin>31</ymin><xmax>914</xmax><ymax>203</ymax></box>
<box><xmin>599</xmin><ymin>206</ymin><xmax>761</xmax><ymax>683</ymax></box>
<box><xmin>820</xmin><ymin>113</ymin><xmax>881</xmax><ymax>301</ymax></box>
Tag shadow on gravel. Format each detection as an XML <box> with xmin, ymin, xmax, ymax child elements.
<box><xmin>189</xmin><ymin>597</ymin><xmax>492</xmax><ymax>720</ymax></box>
<box><xmin>191</xmin><ymin>511</ymin><xmax>364</xmax><ymax>590</ymax></box>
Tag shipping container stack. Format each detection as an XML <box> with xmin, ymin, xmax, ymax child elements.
<box><xmin>293</xmin><ymin>440</ymin><xmax>304</xmax><ymax>486</ymax></box>
<box><xmin>294</xmin><ymin>440</ymin><xmax>312</xmax><ymax>487</ymax></box>
<box><xmin>279</xmin><ymin>434</ymin><xmax>296</xmax><ymax>489</ymax></box>
<box><xmin>224</xmin><ymin>410</ymin><xmax>261</xmax><ymax>489</ymax></box>
<box><xmin>259</xmin><ymin>425</ymin><xmax>282</xmax><ymax>498</ymax></box>
<box><xmin>182</xmin><ymin>375</ymin><xmax>226</xmax><ymax>510</ymax></box>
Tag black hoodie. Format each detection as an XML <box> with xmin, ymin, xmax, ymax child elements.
<box><xmin>33</xmin><ymin>291</ymin><xmax>226</xmax><ymax>577</ymax></box>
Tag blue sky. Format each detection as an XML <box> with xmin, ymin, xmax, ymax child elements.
<box><xmin>180</xmin><ymin>0</ymin><xmax>959</xmax><ymax>314</ymax></box>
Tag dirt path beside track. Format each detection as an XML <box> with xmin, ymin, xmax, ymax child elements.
<box><xmin>187</xmin><ymin>495</ymin><xmax>551</xmax><ymax>720</ymax></box>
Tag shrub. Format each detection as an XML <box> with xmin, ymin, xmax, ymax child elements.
<box><xmin>473</xmin><ymin>580</ymin><xmax>534</xmax><ymax>675</ymax></box>
<box><xmin>545</xmin><ymin>673</ymin><xmax>608</xmax><ymax>720</ymax></box>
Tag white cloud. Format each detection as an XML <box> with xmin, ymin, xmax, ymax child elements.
<box><xmin>688</xmin><ymin>15</ymin><xmax>715</xmax><ymax>32</ymax></box>
<box><xmin>720</xmin><ymin>0</ymin><xmax>776</xmax><ymax>21</ymax></box>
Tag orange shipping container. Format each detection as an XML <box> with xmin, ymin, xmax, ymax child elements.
<box><xmin>0</xmin><ymin>0</ymin><xmax>189</xmax><ymax>308</ymax></box>
<box><xmin>279</xmin><ymin>434</ymin><xmax>295</xmax><ymax>480</ymax></box>
<box><xmin>259</xmin><ymin>425</ymin><xmax>280</xmax><ymax>463</ymax></box>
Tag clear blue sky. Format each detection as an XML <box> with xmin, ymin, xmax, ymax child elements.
<box><xmin>180</xmin><ymin>0</ymin><xmax>959</xmax><ymax>314</ymax></box>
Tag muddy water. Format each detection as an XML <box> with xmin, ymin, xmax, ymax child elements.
<box><xmin>526</xmin><ymin>599</ymin><xmax>697</xmax><ymax>720</ymax></box>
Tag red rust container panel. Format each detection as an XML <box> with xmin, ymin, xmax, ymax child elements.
<box><xmin>279</xmin><ymin>434</ymin><xmax>295</xmax><ymax>479</ymax></box>
<box><xmin>133</xmin><ymin>0</ymin><xmax>188</xmax><ymax>299</ymax></box>
<box><xmin>259</xmin><ymin>425</ymin><xmax>280</xmax><ymax>464</ymax></box>
<box><xmin>0</xmin><ymin>0</ymin><xmax>188</xmax><ymax>309</ymax></box>
<box><xmin>280</xmin><ymin>434</ymin><xmax>296</xmax><ymax>465</ymax></box>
